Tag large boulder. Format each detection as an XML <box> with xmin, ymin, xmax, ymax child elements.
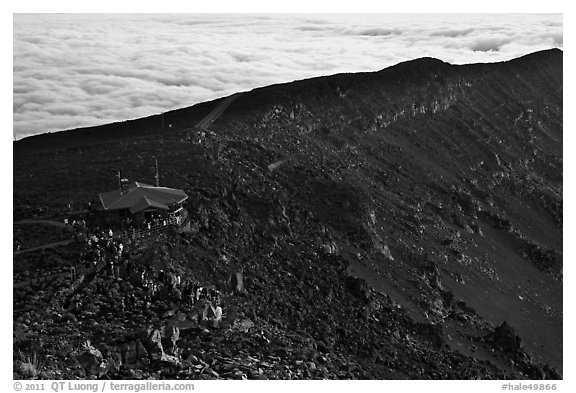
<box><xmin>143</xmin><ymin>329</ymin><xmax>164</xmax><ymax>361</ymax></box>
<box><xmin>488</xmin><ymin>321</ymin><xmax>522</xmax><ymax>354</ymax></box>
<box><xmin>230</xmin><ymin>272</ymin><xmax>246</xmax><ymax>295</ymax></box>
<box><xmin>159</xmin><ymin>352</ymin><xmax>181</xmax><ymax>366</ymax></box>
<box><xmin>345</xmin><ymin>277</ymin><xmax>371</xmax><ymax>304</ymax></box>
<box><xmin>161</xmin><ymin>324</ymin><xmax>180</xmax><ymax>355</ymax></box>
<box><xmin>75</xmin><ymin>341</ymin><xmax>103</xmax><ymax>376</ymax></box>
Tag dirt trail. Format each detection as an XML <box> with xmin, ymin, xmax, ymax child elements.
<box><xmin>14</xmin><ymin>239</ymin><xmax>75</xmax><ymax>255</ymax></box>
<box><xmin>13</xmin><ymin>267</ymin><xmax>83</xmax><ymax>289</ymax></box>
<box><xmin>14</xmin><ymin>218</ymin><xmax>72</xmax><ymax>229</ymax></box>
<box><xmin>196</xmin><ymin>94</ymin><xmax>239</xmax><ymax>129</ymax></box>
<box><xmin>14</xmin><ymin>218</ymin><xmax>77</xmax><ymax>254</ymax></box>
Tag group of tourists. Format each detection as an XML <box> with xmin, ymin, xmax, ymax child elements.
<box><xmin>70</xmin><ymin>222</ymin><xmax>223</xmax><ymax>326</ymax></box>
<box><xmin>117</xmin><ymin>213</ymin><xmax>180</xmax><ymax>238</ymax></box>
<box><xmin>63</xmin><ymin>216</ymin><xmax>88</xmax><ymax>243</ymax></box>
<box><xmin>132</xmin><ymin>263</ymin><xmax>221</xmax><ymax>304</ymax></box>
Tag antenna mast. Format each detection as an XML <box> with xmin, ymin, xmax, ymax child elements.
<box><xmin>155</xmin><ymin>158</ymin><xmax>160</xmax><ymax>187</ymax></box>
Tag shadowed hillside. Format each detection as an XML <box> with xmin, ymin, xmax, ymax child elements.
<box><xmin>13</xmin><ymin>49</ymin><xmax>562</xmax><ymax>379</ymax></box>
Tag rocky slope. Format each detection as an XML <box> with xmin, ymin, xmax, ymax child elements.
<box><xmin>13</xmin><ymin>49</ymin><xmax>562</xmax><ymax>379</ymax></box>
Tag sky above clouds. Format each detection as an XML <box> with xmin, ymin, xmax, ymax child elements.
<box><xmin>13</xmin><ymin>13</ymin><xmax>563</xmax><ymax>138</ymax></box>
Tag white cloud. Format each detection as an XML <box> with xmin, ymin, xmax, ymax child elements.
<box><xmin>13</xmin><ymin>13</ymin><xmax>563</xmax><ymax>138</ymax></box>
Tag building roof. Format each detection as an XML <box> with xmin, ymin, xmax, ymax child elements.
<box><xmin>98</xmin><ymin>182</ymin><xmax>188</xmax><ymax>214</ymax></box>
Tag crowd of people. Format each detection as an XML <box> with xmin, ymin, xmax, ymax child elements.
<box><xmin>20</xmin><ymin>201</ymin><xmax>222</xmax><ymax>325</ymax></box>
<box><xmin>71</xmin><ymin>223</ymin><xmax>223</xmax><ymax>326</ymax></box>
<box><xmin>65</xmin><ymin>217</ymin><xmax>88</xmax><ymax>243</ymax></box>
<box><xmin>115</xmin><ymin>212</ymin><xmax>183</xmax><ymax>238</ymax></box>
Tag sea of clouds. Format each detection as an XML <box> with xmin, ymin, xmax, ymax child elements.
<box><xmin>13</xmin><ymin>13</ymin><xmax>562</xmax><ymax>138</ymax></box>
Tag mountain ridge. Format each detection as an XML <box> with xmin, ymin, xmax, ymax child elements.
<box><xmin>14</xmin><ymin>48</ymin><xmax>561</xmax><ymax>149</ymax></box>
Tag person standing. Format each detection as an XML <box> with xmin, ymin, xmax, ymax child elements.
<box><xmin>214</xmin><ymin>304</ymin><xmax>222</xmax><ymax>323</ymax></box>
<box><xmin>189</xmin><ymin>287</ymin><xmax>195</xmax><ymax>307</ymax></box>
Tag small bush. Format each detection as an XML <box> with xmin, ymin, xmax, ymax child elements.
<box><xmin>18</xmin><ymin>351</ymin><xmax>42</xmax><ymax>379</ymax></box>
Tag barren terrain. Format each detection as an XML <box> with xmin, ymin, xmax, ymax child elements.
<box><xmin>13</xmin><ymin>49</ymin><xmax>562</xmax><ymax>379</ymax></box>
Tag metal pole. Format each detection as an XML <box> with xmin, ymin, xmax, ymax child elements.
<box><xmin>155</xmin><ymin>159</ymin><xmax>160</xmax><ymax>187</ymax></box>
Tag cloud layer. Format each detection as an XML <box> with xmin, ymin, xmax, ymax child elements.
<box><xmin>13</xmin><ymin>13</ymin><xmax>562</xmax><ymax>138</ymax></box>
